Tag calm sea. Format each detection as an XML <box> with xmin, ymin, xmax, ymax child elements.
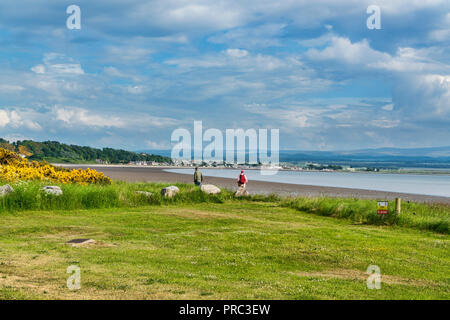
<box><xmin>165</xmin><ymin>168</ymin><xmax>450</xmax><ymax>197</ymax></box>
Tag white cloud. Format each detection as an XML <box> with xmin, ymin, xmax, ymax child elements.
<box><xmin>103</xmin><ymin>66</ymin><xmax>143</xmax><ymax>82</ymax></box>
<box><xmin>0</xmin><ymin>84</ymin><xmax>25</xmax><ymax>92</ymax></box>
<box><xmin>429</xmin><ymin>12</ymin><xmax>450</xmax><ymax>42</ymax></box>
<box><xmin>208</xmin><ymin>24</ymin><xmax>286</xmax><ymax>48</ymax></box>
<box><xmin>127</xmin><ymin>85</ymin><xmax>146</xmax><ymax>94</ymax></box>
<box><xmin>165</xmin><ymin>56</ymin><xmax>225</xmax><ymax>68</ymax></box>
<box><xmin>372</xmin><ymin>47</ymin><xmax>448</xmax><ymax>73</ymax></box>
<box><xmin>50</xmin><ymin>63</ymin><xmax>84</xmax><ymax>75</ymax></box>
<box><xmin>152</xmin><ymin>34</ymin><xmax>189</xmax><ymax>43</ymax></box>
<box><xmin>382</xmin><ymin>104</ymin><xmax>394</xmax><ymax>111</ymax></box>
<box><xmin>103</xmin><ymin>67</ymin><xmax>126</xmax><ymax>77</ymax></box>
<box><xmin>226</xmin><ymin>48</ymin><xmax>249</xmax><ymax>58</ymax></box>
<box><xmin>429</xmin><ymin>28</ymin><xmax>450</xmax><ymax>42</ymax></box>
<box><xmin>299</xmin><ymin>32</ymin><xmax>335</xmax><ymax>48</ymax></box>
<box><xmin>0</xmin><ymin>110</ymin><xmax>10</xmax><ymax>127</ymax></box>
<box><xmin>306</xmin><ymin>37</ymin><xmax>390</xmax><ymax>66</ymax></box>
<box><xmin>392</xmin><ymin>73</ymin><xmax>450</xmax><ymax>119</ymax></box>
<box><xmin>243</xmin><ymin>98</ymin><xmax>404</xmax><ymax>133</ymax></box>
<box><xmin>166</xmin><ymin>50</ymin><xmax>286</xmax><ymax>71</ymax></box>
<box><xmin>1</xmin><ymin>134</ymin><xmax>31</xmax><ymax>143</ymax></box>
<box><xmin>305</xmin><ymin>36</ymin><xmax>449</xmax><ymax>78</ymax></box>
<box><xmin>146</xmin><ymin>140</ymin><xmax>170</xmax><ymax>149</ymax></box>
<box><xmin>371</xmin><ymin>119</ymin><xmax>400</xmax><ymax>128</ymax></box>
<box><xmin>377</xmin><ymin>0</ymin><xmax>447</xmax><ymax>14</ymax></box>
<box><xmin>132</xmin><ymin>1</ymin><xmax>245</xmax><ymax>32</ymax></box>
<box><xmin>105</xmin><ymin>46</ymin><xmax>153</xmax><ymax>62</ymax></box>
<box><xmin>53</xmin><ymin>106</ymin><xmax>178</xmax><ymax>129</ymax></box>
<box><xmin>54</xmin><ymin>107</ymin><xmax>125</xmax><ymax>128</ymax></box>
<box><xmin>420</xmin><ymin>74</ymin><xmax>450</xmax><ymax>115</ymax></box>
<box><xmin>42</xmin><ymin>53</ymin><xmax>84</xmax><ymax>75</ymax></box>
<box><xmin>31</xmin><ymin>64</ymin><xmax>46</xmax><ymax>74</ymax></box>
<box><xmin>0</xmin><ymin>108</ymin><xmax>41</xmax><ymax>130</ymax></box>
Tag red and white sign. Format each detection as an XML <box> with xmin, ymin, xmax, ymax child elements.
<box><xmin>377</xmin><ymin>201</ymin><xmax>388</xmax><ymax>214</ymax></box>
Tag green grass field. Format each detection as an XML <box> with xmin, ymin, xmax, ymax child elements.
<box><xmin>0</xmin><ymin>181</ymin><xmax>449</xmax><ymax>299</ymax></box>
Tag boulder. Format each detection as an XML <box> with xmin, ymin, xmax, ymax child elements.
<box><xmin>136</xmin><ymin>191</ymin><xmax>153</xmax><ymax>197</ymax></box>
<box><xmin>0</xmin><ymin>184</ymin><xmax>14</xmax><ymax>196</ymax></box>
<box><xmin>161</xmin><ymin>186</ymin><xmax>179</xmax><ymax>198</ymax></box>
<box><xmin>235</xmin><ymin>186</ymin><xmax>249</xmax><ymax>197</ymax></box>
<box><xmin>43</xmin><ymin>186</ymin><xmax>63</xmax><ymax>196</ymax></box>
<box><xmin>201</xmin><ymin>184</ymin><xmax>221</xmax><ymax>195</ymax></box>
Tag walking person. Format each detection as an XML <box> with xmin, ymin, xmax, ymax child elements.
<box><xmin>237</xmin><ymin>170</ymin><xmax>248</xmax><ymax>188</ymax></box>
<box><xmin>194</xmin><ymin>167</ymin><xmax>203</xmax><ymax>187</ymax></box>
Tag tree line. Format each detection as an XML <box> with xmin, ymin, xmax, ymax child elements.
<box><xmin>0</xmin><ymin>138</ymin><xmax>172</xmax><ymax>164</ymax></box>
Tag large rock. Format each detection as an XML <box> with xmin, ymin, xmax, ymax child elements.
<box><xmin>43</xmin><ymin>186</ymin><xmax>63</xmax><ymax>196</ymax></box>
<box><xmin>235</xmin><ymin>186</ymin><xmax>249</xmax><ymax>197</ymax></box>
<box><xmin>161</xmin><ymin>186</ymin><xmax>179</xmax><ymax>198</ymax></box>
<box><xmin>201</xmin><ymin>184</ymin><xmax>221</xmax><ymax>195</ymax></box>
<box><xmin>0</xmin><ymin>184</ymin><xmax>14</xmax><ymax>196</ymax></box>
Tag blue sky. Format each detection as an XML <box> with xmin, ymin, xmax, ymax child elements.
<box><xmin>0</xmin><ymin>0</ymin><xmax>449</xmax><ymax>151</ymax></box>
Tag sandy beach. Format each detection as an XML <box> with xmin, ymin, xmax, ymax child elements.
<box><xmin>58</xmin><ymin>164</ymin><xmax>450</xmax><ymax>204</ymax></box>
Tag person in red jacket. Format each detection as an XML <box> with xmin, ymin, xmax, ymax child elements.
<box><xmin>237</xmin><ymin>170</ymin><xmax>248</xmax><ymax>188</ymax></box>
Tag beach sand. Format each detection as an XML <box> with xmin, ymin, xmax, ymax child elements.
<box><xmin>60</xmin><ymin>165</ymin><xmax>450</xmax><ymax>204</ymax></box>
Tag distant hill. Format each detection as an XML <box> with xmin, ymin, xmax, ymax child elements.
<box><xmin>279</xmin><ymin>146</ymin><xmax>450</xmax><ymax>168</ymax></box>
<box><xmin>0</xmin><ymin>139</ymin><xmax>172</xmax><ymax>164</ymax></box>
<box><xmin>139</xmin><ymin>146</ymin><xmax>450</xmax><ymax>169</ymax></box>
<box><xmin>280</xmin><ymin>146</ymin><xmax>450</xmax><ymax>160</ymax></box>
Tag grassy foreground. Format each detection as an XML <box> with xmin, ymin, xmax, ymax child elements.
<box><xmin>0</xmin><ymin>202</ymin><xmax>449</xmax><ymax>300</ymax></box>
<box><xmin>0</xmin><ymin>181</ymin><xmax>449</xmax><ymax>299</ymax></box>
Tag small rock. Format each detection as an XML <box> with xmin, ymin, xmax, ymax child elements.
<box><xmin>161</xmin><ymin>186</ymin><xmax>180</xmax><ymax>198</ymax></box>
<box><xmin>201</xmin><ymin>184</ymin><xmax>221</xmax><ymax>194</ymax></box>
<box><xmin>0</xmin><ymin>184</ymin><xmax>14</xmax><ymax>196</ymax></box>
<box><xmin>235</xmin><ymin>186</ymin><xmax>249</xmax><ymax>197</ymax></box>
<box><xmin>43</xmin><ymin>186</ymin><xmax>63</xmax><ymax>196</ymax></box>
<box><xmin>66</xmin><ymin>239</ymin><xmax>96</xmax><ymax>246</ymax></box>
<box><xmin>136</xmin><ymin>191</ymin><xmax>153</xmax><ymax>197</ymax></box>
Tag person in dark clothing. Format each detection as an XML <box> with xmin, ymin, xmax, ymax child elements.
<box><xmin>194</xmin><ymin>167</ymin><xmax>203</xmax><ymax>186</ymax></box>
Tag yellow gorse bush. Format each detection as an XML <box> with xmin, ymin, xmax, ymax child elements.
<box><xmin>0</xmin><ymin>148</ymin><xmax>112</xmax><ymax>185</ymax></box>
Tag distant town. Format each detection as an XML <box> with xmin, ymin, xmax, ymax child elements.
<box><xmin>125</xmin><ymin>157</ymin><xmax>382</xmax><ymax>172</ymax></box>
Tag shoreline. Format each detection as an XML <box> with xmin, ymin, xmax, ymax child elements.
<box><xmin>54</xmin><ymin>163</ymin><xmax>450</xmax><ymax>175</ymax></box>
<box><xmin>60</xmin><ymin>165</ymin><xmax>450</xmax><ymax>204</ymax></box>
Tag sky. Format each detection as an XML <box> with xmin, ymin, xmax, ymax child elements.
<box><xmin>0</xmin><ymin>0</ymin><xmax>449</xmax><ymax>151</ymax></box>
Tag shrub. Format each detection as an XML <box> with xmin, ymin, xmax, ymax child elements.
<box><xmin>0</xmin><ymin>148</ymin><xmax>111</xmax><ymax>185</ymax></box>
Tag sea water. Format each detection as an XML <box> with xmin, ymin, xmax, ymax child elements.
<box><xmin>165</xmin><ymin>168</ymin><xmax>450</xmax><ymax>197</ymax></box>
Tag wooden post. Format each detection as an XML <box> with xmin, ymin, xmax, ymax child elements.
<box><xmin>395</xmin><ymin>198</ymin><xmax>402</xmax><ymax>214</ymax></box>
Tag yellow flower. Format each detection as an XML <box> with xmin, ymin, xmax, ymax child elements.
<box><xmin>0</xmin><ymin>148</ymin><xmax>112</xmax><ymax>185</ymax></box>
